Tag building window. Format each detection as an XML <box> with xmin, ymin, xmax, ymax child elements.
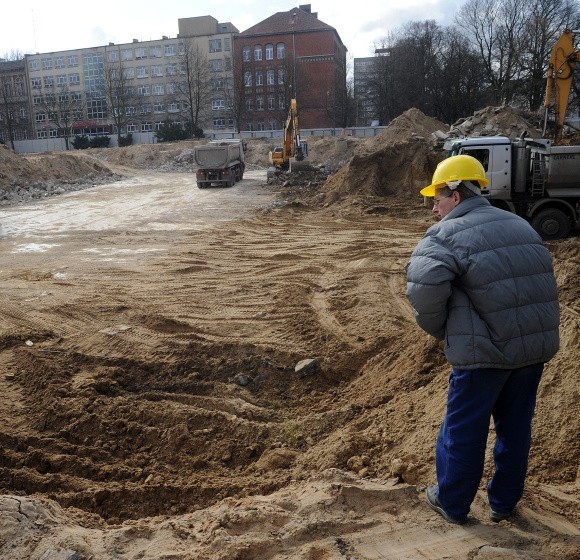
<box><xmin>256</xmin><ymin>70</ymin><xmax>263</xmax><ymax>86</ymax></box>
<box><xmin>137</xmin><ymin>66</ymin><xmax>149</xmax><ymax>78</ymax></box>
<box><xmin>122</xmin><ymin>49</ymin><xmax>133</xmax><ymax>61</ymax></box>
<box><xmin>153</xmin><ymin>103</ymin><xmax>164</xmax><ymax>113</ymax></box>
<box><xmin>246</xmin><ymin>97</ymin><xmax>253</xmax><ymax>111</ymax></box>
<box><xmin>165</xmin><ymin>44</ymin><xmax>176</xmax><ymax>56</ymax></box>
<box><xmin>150</xmin><ymin>46</ymin><xmax>162</xmax><ymax>58</ymax></box>
<box><xmin>42</xmin><ymin>58</ymin><xmax>52</xmax><ymax>70</ymax></box>
<box><xmin>254</xmin><ymin>45</ymin><xmax>262</xmax><ymax>61</ymax></box>
<box><xmin>224</xmin><ymin>38</ymin><xmax>231</xmax><ymax>52</ymax></box>
<box><xmin>268</xmin><ymin>93</ymin><xmax>275</xmax><ymax>110</ymax></box>
<box><xmin>43</xmin><ymin>76</ymin><xmax>54</xmax><ymax>88</ymax></box>
<box><xmin>277</xmin><ymin>43</ymin><xmax>285</xmax><ymax>59</ymax></box>
<box><xmin>87</xmin><ymin>97</ymin><xmax>106</xmax><ymax>119</ymax></box>
<box><xmin>55</xmin><ymin>57</ymin><xmax>65</xmax><ymax>68</ymax></box>
<box><xmin>212</xmin><ymin>98</ymin><xmax>225</xmax><ymax>110</ymax></box>
<box><xmin>257</xmin><ymin>120</ymin><xmax>264</xmax><ymax>131</ymax></box>
<box><xmin>168</xmin><ymin>102</ymin><xmax>179</xmax><ymax>112</ymax></box>
<box><xmin>69</xmin><ymin>73</ymin><xmax>80</xmax><ymax>85</ymax></box>
<box><xmin>213</xmin><ymin>117</ymin><xmax>226</xmax><ymax>128</ymax></box>
<box><xmin>37</xmin><ymin>130</ymin><xmax>47</xmax><ymax>139</ymax></box>
<box><xmin>35</xmin><ymin>113</ymin><xmax>46</xmax><ymax>123</ymax></box>
<box><xmin>123</xmin><ymin>68</ymin><xmax>134</xmax><ymax>79</ymax></box>
<box><xmin>139</xmin><ymin>104</ymin><xmax>152</xmax><ymax>115</ymax></box>
<box><xmin>107</xmin><ymin>51</ymin><xmax>119</xmax><ymax>62</ymax></box>
<box><xmin>57</xmin><ymin>75</ymin><xmax>66</xmax><ymax>86</ymax></box>
<box><xmin>267</xmin><ymin>70</ymin><xmax>275</xmax><ymax>85</ymax></box>
<box><xmin>151</xmin><ymin>65</ymin><xmax>163</xmax><ymax>77</ymax></box>
<box><xmin>244</xmin><ymin>71</ymin><xmax>252</xmax><ymax>87</ymax></box>
<box><xmin>29</xmin><ymin>59</ymin><xmax>39</xmax><ymax>71</ymax></box>
<box><xmin>209</xmin><ymin>59</ymin><xmax>223</xmax><ymax>72</ymax></box>
<box><xmin>256</xmin><ymin>95</ymin><xmax>264</xmax><ymax>110</ymax></box>
<box><xmin>243</xmin><ymin>46</ymin><xmax>251</xmax><ymax>62</ymax></box>
<box><xmin>138</xmin><ymin>85</ymin><xmax>150</xmax><ymax>96</ymax></box>
<box><xmin>49</xmin><ymin>128</ymin><xmax>58</xmax><ymax>138</ymax></box>
<box><xmin>266</xmin><ymin>44</ymin><xmax>274</xmax><ymax>60</ymax></box>
<box><xmin>135</xmin><ymin>47</ymin><xmax>147</xmax><ymax>59</ymax></box>
<box><xmin>225</xmin><ymin>57</ymin><xmax>232</xmax><ymax>71</ymax></box>
<box><xmin>166</xmin><ymin>63</ymin><xmax>177</xmax><ymax>76</ymax></box>
<box><xmin>142</xmin><ymin>122</ymin><xmax>153</xmax><ymax>132</ymax></box>
<box><xmin>269</xmin><ymin>118</ymin><xmax>276</xmax><ymax>130</ymax></box>
<box><xmin>31</xmin><ymin>78</ymin><xmax>41</xmax><ymax>89</ymax></box>
<box><xmin>279</xmin><ymin>93</ymin><xmax>286</xmax><ymax>109</ymax></box>
<box><xmin>212</xmin><ymin>78</ymin><xmax>224</xmax><ymax>91</ymax></box>
<box><xmin>278</xmin><ymin>69</ymin><xmax>285</xmax><ymax>85</ymax></box>
<box><xmin>152</xmin><ymin>84</ymin><xmax>164</xmax><ymax>95</ymax></box>
<box><xmin>127</xmin><ymin>123</ymin><xmax>137</xmax><ymax>132</ymax></box>
<box><xmin>209</xmin><ymin>39</ymin><xmax>222</xmax><ymax>53</ymax></box>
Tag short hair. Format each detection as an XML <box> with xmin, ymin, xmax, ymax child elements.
<box><xmin>436</xmin><ymin>181</ymin><xmax>480</xmax><ymax>200</ymax></box>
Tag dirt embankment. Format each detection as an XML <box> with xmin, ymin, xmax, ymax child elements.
<box><xmin>0</xmin><ymin>107</ymin><xmax>578</xmax><ymax>559</ymax></box>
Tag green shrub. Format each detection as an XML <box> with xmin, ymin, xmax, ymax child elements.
<box><xmin>118</xmin><ymin>133</ymin><xmax>133</xmax><ymax>147</ymax></box>
<box><xmin>72</xmin><ymin>135</ymin><xmax>90</xmax><ymax>150</ymax></box>
<box><xmin>89</xmin><ymin>135</ymin><xmax>111</xmax><ymax>148</ymax></box>
<box><xmin>155</xmin><ymin>120</ymin><xmax>192</xmax><ymax>142</ymax></box>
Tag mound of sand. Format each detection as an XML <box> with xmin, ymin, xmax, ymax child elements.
<box><xmin>319</xmin><ymin>109</ymin><xmax>445</xmax><ymax>208</ymax></box>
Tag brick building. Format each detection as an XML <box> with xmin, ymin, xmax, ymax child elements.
<box><xmin>234</xmin><ymin>4</ymin><xmax>347</xmax><ymax>131</ymax></box>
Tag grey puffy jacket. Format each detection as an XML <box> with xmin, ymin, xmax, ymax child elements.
<box><xmin>406</xmin><ymin>196</ymin><xmax>559</xmax><ymax>369</ymax></box>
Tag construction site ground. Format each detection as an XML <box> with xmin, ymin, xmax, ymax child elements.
<box><xmin>0</xmin><ymin>108</ymin><xmax>578</xmax><ymax>560</ymax></box>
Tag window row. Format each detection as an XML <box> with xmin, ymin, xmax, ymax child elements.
<box><xmin>242</xmin><ymin>43</ymin><xmax>285</xmax><ymax>62</ymax></box>
<box><xmin>245</xmin><ymin>93</ymin><xmax>287</xmax><ymax>111</ymax></box>
<box><xmin>245</xmin><ymin>118</ymin><xmax>283</xmax><ymax>132</ymax></box>
<box><xmin>244</xmin><ymin>69</ymin><xmax>285</xmax><ymax>87</ymax></box>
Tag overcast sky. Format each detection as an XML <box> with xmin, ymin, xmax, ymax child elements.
<box><xmin>0</xmin><ymin>0</ymin><xmax>467</xmax><ymax>60</ymax></box>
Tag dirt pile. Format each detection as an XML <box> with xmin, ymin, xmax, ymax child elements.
<box><xmin>447</xmin><ymin>105</ymin><xmax>542</xmax><ymax>139</ymax></box>
<box><xmin>0</xmin><ymin>148</ymin><xmax>120</xmax><ymax>205</ymax></box>
<box><xmin>316</xmin><ymin>108</ymin><xmax>445</xmax><ymax>210</ymax></box>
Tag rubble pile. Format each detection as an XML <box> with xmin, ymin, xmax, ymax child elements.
<box><xmin>0</xmin><ymin>149</ymin><xmax>119</xmax><ymax>205</ymax></box>
<box><xmin>446</xmin><ymin>106</ymin><xmax>542</xmax><ymax>139</ymax></box>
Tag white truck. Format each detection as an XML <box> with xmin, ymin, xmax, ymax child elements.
<box><xmin>447</xmin><ymin>135</ymin><xmax>580</xmax><ymax>240</ymax></box>
<box><xmin>194</xmin><ymin>139</ymin><xmax>246</xmax><ymax>188</ymax></box>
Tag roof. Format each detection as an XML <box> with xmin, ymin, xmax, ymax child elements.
<box><xmin>241</xmin><ymin>6</ymin><xmax>341</xmax><ymax>43</ymax></box>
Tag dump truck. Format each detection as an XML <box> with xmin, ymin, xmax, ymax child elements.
<box><xmin>441</xmin><ymin>29</ymin><xmax>580</xmax><ymax>240</ymax></box>
<box><xmin>447</xmin><ymin>135</ymin><xmax>580</xmax><ymax>240</ymax></box>
<box><xmin>194</xmin><ymin>139</ymin><xmax>246</xmax><ymax>188</ymax></box>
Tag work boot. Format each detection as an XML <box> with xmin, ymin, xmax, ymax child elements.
<box><xmin>425</xmin><ymin>485</ymin><xmax>468</xmax><ymax>525</ymax></box>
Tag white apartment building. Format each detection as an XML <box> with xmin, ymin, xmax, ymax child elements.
<box><xmin>24</xmin><ymin>16</ymin><xmax>238</xmax><ymax>140</ymax></box>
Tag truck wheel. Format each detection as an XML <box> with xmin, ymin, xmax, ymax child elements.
<box><xmin>531</xmin><ymin>208</ymin><xmax>571</xmax><ymax>240</ymax></box>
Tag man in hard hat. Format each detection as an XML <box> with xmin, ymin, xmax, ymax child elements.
<box><xmin>406</xmin><ymin>154</ymin><xmax>559</xmax><ymax>525</ymax></box>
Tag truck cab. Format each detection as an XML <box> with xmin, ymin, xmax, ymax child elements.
<box><xmin>447</xmin><ymin>136</ymin><xmax>580</xmax><ymax>239</ymax></box>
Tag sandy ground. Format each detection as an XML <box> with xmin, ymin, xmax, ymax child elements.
<box><xmin>0</xmin><ymin>111</ymin><xmax>578</xmax><ymax>559</ymax></box>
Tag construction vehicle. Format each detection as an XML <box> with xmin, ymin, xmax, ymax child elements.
<box><xmin>268</xmin><ymin>98</ymin><xmax>308</xmax><ymax>171</ymax></box>
<box><xmin>543</xmin><ymin>28</ymin><xmax>580</xmax><ymax>143</ymax></box>
<box><xmin>194</xmin><ymin>139</ymin><xmax>246</xmax><ymax>188</ymax></box>
<box><xmin>443</xmin><ymin>29</ymin><xmax>580</xmax><ymax>240</ymax></box>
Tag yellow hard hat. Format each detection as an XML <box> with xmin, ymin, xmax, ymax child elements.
<box><xmin>421</xmin><ymin>154</ymin><xmax>490</xmax><ymax>197</ymax></box>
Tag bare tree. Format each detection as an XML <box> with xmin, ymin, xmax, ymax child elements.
<box><xmin>178</xmin><ymin>40</ymin><xmax>213</xmax><ymax>135</ymax></box>
<box><xmin>103</xmin><ymin>59</ymin><xmax>137</xmax><ymax>145</ymax></box>
<box><xmin>36</xmin><ymin>84</ymin><xmax>84</xmax><ymax>150</ymax></box>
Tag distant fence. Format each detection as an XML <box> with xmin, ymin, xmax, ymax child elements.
<box><xmin>11</xmin><ymin>127</ymin><xmax>387</xmax><ymax>154</ymax></box>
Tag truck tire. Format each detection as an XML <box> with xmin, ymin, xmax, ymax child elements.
<box><xmin>531</xmin><ymin>208</ymin><xmax>571</xmax><ymax>240</ymax></box>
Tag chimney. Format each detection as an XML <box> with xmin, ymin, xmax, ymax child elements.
<box><xmin>132</xmin><ymin>38</ymin><xmax>139</xmax><ymax>43</ymax></box>
<box><xmin>299</xmin><ymin>4</ymin><xmax>311</xmax><ymax>13</ymax></box>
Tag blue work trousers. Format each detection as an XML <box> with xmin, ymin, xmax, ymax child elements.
<box><xmin>435</xmin><ymin>363</ymin><xmax>544</xmax><ymax>520</ymax></box>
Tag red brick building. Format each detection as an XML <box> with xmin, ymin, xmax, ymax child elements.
<box><xmin>233</xmin><ymin>4</ymin><xmax>347</xmax><ymax>131</ymax></box>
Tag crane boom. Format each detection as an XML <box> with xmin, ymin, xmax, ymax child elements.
<box><xmin>543</xmin><ymin>28</ymin><xmax>580</xmax><ymax>142</ymax></box>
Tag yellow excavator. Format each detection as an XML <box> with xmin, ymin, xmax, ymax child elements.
<box><xmin>268</xmin><ymin>98</ymin><xmax>307</xmax><ymax>170</ymax></box>
<box><xmin>543</xmin><ymin>28</ymin><xmax>580</xmax><ymax>142</ymax></box>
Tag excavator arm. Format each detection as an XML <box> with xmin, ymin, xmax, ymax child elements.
<box><xmin>543</xmin><ymin>28</ymin><xmax>580</xmax><ymax>142</ymax></box>
<box><xmin>269</xmin><ymin>98</ymin><xmax>303</xmax><ymax>168</ymax></box>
